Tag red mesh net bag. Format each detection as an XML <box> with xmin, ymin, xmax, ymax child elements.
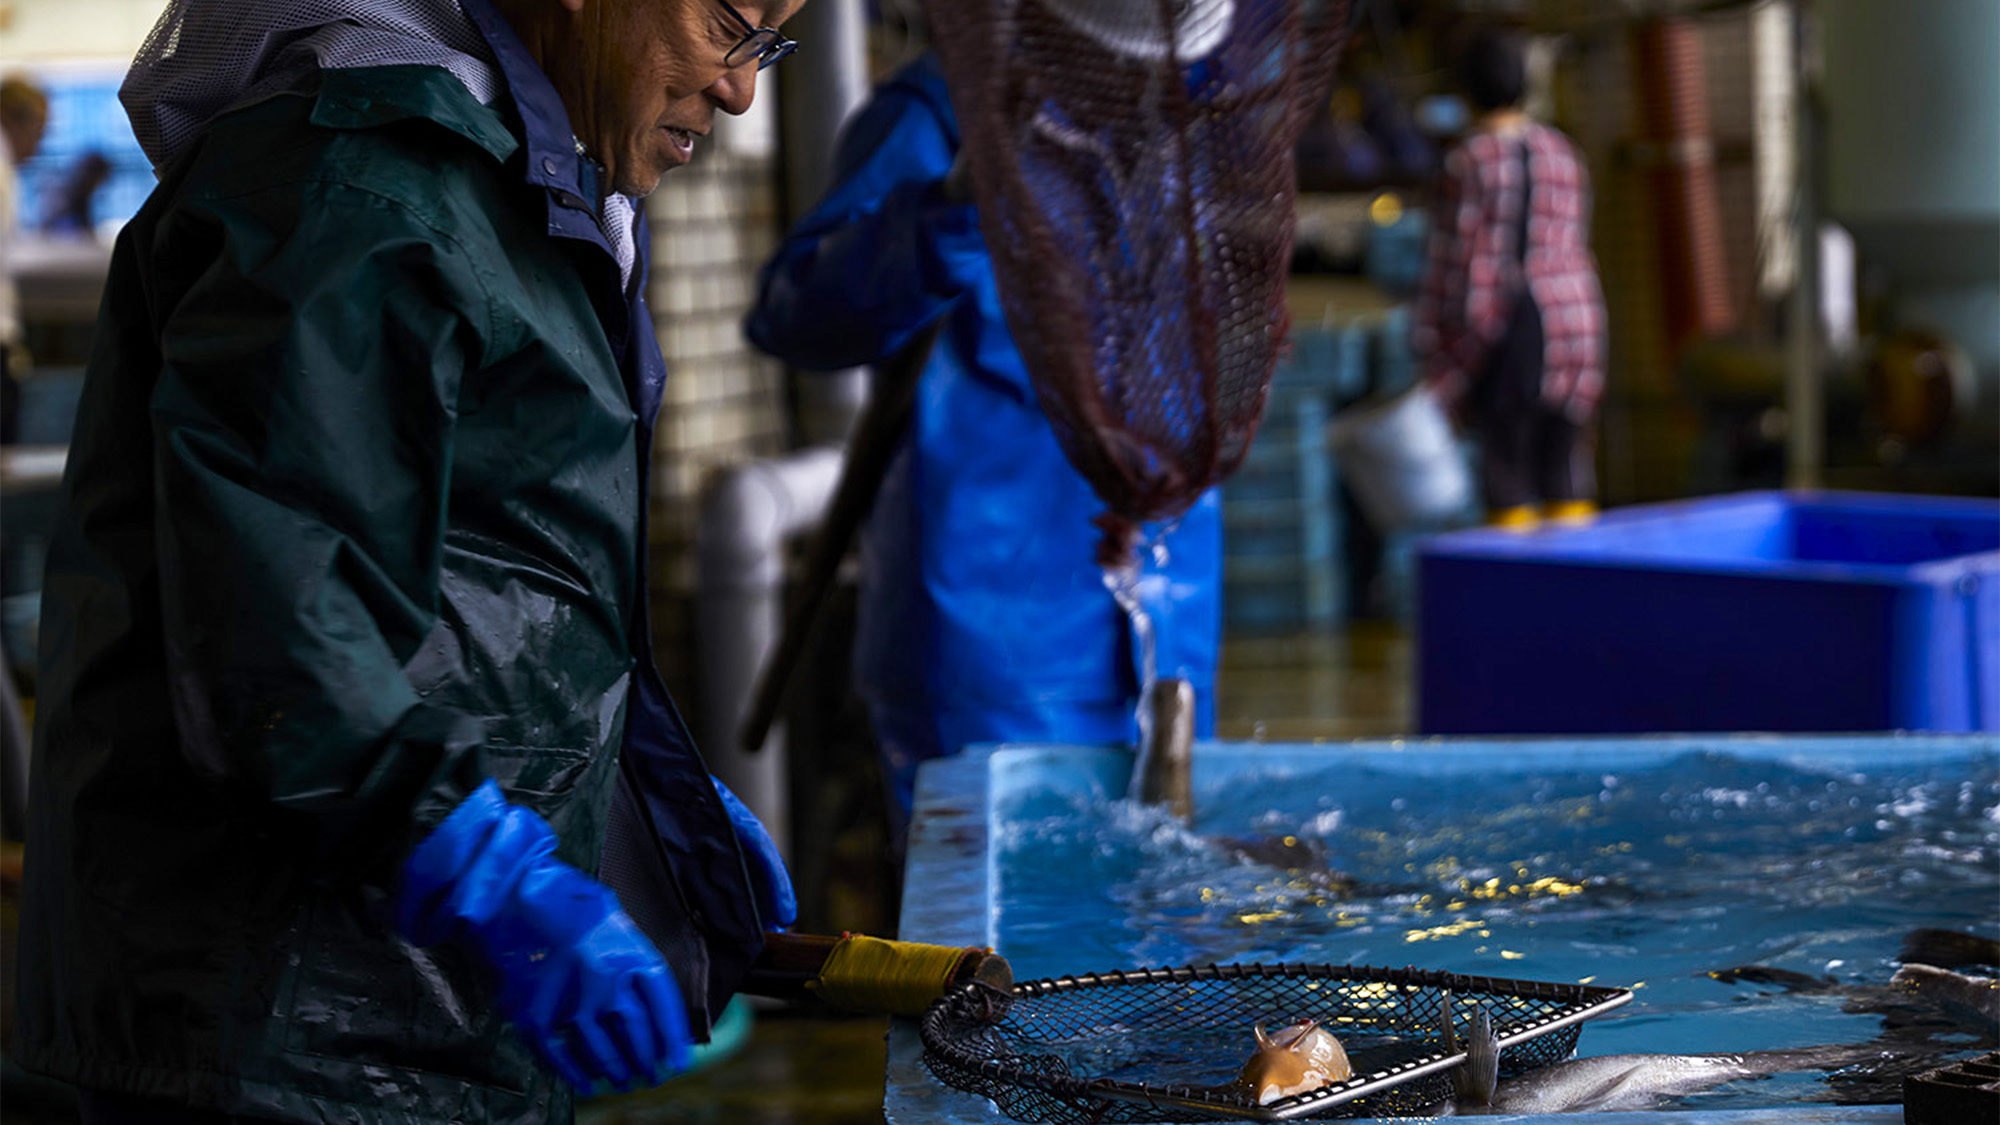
<box><xmin>923</xmin><ymin>0</ymin><xmax>1348</xmax><ymax>565</ymax></box>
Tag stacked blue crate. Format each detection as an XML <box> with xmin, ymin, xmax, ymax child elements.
<box><xmin>1220</xmin><ymin>327</ymin><xmax>1349</xmax><ymax>634</ymax></box>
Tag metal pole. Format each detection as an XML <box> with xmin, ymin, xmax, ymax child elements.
<box><xmin>776</xmin><ymin>0</ymin><xmax>873</xmax><ymax>446</ymax></box>
<box><xmin>1784</xmin><ymin>1</ymin><xmax>1821</xmax><ymax>490</ymax></box>
<box><xmin>778</xmin><ymin>0</ymin><xmax>871</xmax><ymax>218</ymax></box>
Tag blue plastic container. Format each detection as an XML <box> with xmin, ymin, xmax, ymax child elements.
<box><xmin>1417</xmin><ymin>490</ymin><xmax>2000</xmax><ymax>735</ymax></box>
<box><xmin>1223</xmin><ymin>389</ymin><xmax>1342</xmax><ymax>633</ymax></box>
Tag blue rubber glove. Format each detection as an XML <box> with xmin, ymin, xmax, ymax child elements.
<box><xmin>711</xmin><ymin>776</ymin><xmax>797</xmax><ymax>930</ymax></box>
<box><xmin>397</xmin><ymin>780</ymin><xmax>694</xmax><ymax>1091</ymax></box>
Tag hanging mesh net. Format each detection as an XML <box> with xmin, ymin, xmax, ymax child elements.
<box><xmin>921</xmin><ymin>0</ymin><xmax>1348</xmax><ymax>564</ymax></box>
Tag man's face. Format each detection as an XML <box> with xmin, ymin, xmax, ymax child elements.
<box><xmin>555</xmin><ymin>0</ymin><xmax>803</xmax><ymax>197</ymax></box>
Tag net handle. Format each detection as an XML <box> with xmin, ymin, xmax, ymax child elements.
<box><xmin>738</xmin><ymin>319</ymin><xmax>945</xmax><ymax>753</ymax></box>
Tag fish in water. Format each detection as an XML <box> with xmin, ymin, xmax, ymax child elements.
<box><xmin>1891</xmin><ymin>963</ymin><xmax>2000</xmax><ymax>1036</ymax></box>
<box><xmin>1208</xmin><ymin>833</ymin><xmax>1428</xmax><ymax>899</ymax></box>
<box><xmin>1708</xmin><ymin>929</ymin><xmax>2000</xmax><ymax>1042</ymax></box>
<box><xmin>1130</xmin><ymin>677</ymin><xmax>1194</xmax><ymax>819</ymax></box>
<box><xmin>1900</xmin><ymin>927</ymin><xmax>2000</xmax><ymax>972</ymax></box>
<box><xmin>1708</xmin><ymin>963</ymin><xmax>2000</xmax><ymax>1041</ymax></box>
<box><xmin>1231</xmin><ymin>1018</ymin><xmax>1354</xmax><ymax>1106</ymax></box>
<box><xmin>1427</xmin><ymin>1005</ymin><xmax>1889</xmax><ymax>1116</ymax></box>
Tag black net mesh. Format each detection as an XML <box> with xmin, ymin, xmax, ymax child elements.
<box><xmin>921</xmin><ymin>0</ymin><xmax>1348</xmax><ymax>561</ymax></box>
<box><xmin>919</xmin><ymin>962</ymin><xmax>1631</xmax><ymax>1123</ymax></box>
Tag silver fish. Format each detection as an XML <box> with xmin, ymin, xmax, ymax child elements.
<box><xmin>1431</xmin><ymin>1005</ymin><xmax>1887</xmax><ymax>1116</ymax></box>
<box><xmin>1131</xmin><ymin>677</ymin><xmax>1194</xmax><ymax>819</ymax></box>
<box><xmin>1892</xmin><ymin>963</ymin><xmax>2000</xmax><ymax>1036</ymax></box>
<box><xmin>1900</xmin><ymin>927</ymin><xmax>2000</xmax><ymax>970</ymax></box>
<box><xmin>1710</xmin><ymin>932</ymin><xmax>2000</xmax><ymax>1042</ymax></box>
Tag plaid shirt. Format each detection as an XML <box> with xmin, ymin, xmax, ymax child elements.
<box><xmin>1413</xmin><ymin>121</ymin><xmax>1605</xmax><ymax>419</ymax></box>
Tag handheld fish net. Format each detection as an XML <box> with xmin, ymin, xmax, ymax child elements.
<box><xmin>920</xmin><ymin>0</ymin><xmax>1348</xmax><ymax>566</ymax></box>
<box><xmin>919</xmin><ymin>961</ymin><xmax>1633</xmax><ymax>1122</ymax></box>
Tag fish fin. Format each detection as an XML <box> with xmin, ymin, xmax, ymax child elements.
<box><xmin>1285</xmin><ymin>1018</ymin><xmax>1319</xmax><ymax>1053</ymax></box>
<box><xmin>1253</xmin><ymin>1021</ymin><xmax>1275</xmax><ymax>1050</ymax></box>
<box><xmin>1901</xmin><ymin>928</ymin><xmax>2000</xmax><ymax>971</ymax></box>
<box><xmin>1455</xmin><ymin>1007</ymin><xmax>1500</xmax><ymax>1107</ymax></box>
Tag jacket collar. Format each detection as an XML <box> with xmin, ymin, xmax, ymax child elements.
<box><xmin>459</xmin><ymin>0</ymin><xmax>603</xmax><ymax>217</ymax></box>
<box><xmin>309</xmin><ymin>65</ymin><xmax>520</xmax><ymax>163</ymax></box>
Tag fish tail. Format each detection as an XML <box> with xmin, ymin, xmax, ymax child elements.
<box><xmin>1453</xmin><ymin>1006</ymin><xmax>1501</xmax><ymax>1106</ymax></box>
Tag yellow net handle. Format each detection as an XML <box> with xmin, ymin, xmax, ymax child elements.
<box><xmin>810</xmin><ymin>934</ymin><xmax>997</xmax><ymax>1017</ymax></box>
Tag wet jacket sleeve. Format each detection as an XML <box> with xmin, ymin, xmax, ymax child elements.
<box><xmin>149</xmin><ymin>185</ymin><xmax>490</xmax><ymax>873</ymax></box>
<box><xmin>743</xmin><ymin>76</ymin><xmax>982</xmax><ymax>369</ymax></box>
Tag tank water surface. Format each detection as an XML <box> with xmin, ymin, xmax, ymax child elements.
<box><xmin>890</xmin><ymin>736</ymin><xmax>1998</xmax><ymax>1124</ymax></box>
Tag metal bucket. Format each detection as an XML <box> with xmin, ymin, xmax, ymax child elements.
<box><xmin>1326</xmin><ymin>382</ymin><xmax>1473</xmax><ymax>532</ymax></box>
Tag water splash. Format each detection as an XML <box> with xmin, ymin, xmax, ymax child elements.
<box><xmin>1102</xmin><ymin>560</ymin><xmax>1156</xmax><ymax>690</ymax></box>
<box><xmin>1104</xmin><ymin>523</ymin><xmax>1178</xmax><ymax>801</ymax></box>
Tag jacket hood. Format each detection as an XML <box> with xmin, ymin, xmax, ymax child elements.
<box><xmin>120</xmin><ymin>0</ymin><xmax>502</xmax><ymax>169</ymax></box>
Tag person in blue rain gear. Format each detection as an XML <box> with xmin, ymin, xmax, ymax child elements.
<box><xmin>745</xmin><ymin>49</ymin><xmax>1224</xmax><ymax>850</ymax></box>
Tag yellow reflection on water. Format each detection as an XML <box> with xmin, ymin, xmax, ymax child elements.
<box><xmin>1404</xmin><ymin>917</ymin><xmax>1488</xmax><ymax>943</ymax></box>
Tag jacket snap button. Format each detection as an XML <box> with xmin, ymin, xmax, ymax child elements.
<box><xmin>541</xmin><ymin>156</ymin><xmax>558</xmax><ymax>176</ymax></box>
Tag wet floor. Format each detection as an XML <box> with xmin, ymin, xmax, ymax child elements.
<box><xmin>0</xmin><ymin>625</ymin><xmax>1409</xmax><ymax>1125</ymax></box>
<box><xmin>577</xmin><ymin>1009</ymin><xmax>897</xmax><ymax>1125</ymax></box>
<box><xmin>1214</xmin><ymin>623</ymin><xmax>1412</xmax><ymax>743</ymax></box>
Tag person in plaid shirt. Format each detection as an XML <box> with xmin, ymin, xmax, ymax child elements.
<box><xmin>1413</xmin><ymin>27</ymin><xmax>1606</xmax><ymax>528</ymax></box>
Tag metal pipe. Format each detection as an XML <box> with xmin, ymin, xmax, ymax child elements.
<box><xmin>775</xmin><ymin>0</ymin><xmax>873</xmax><ymax>447</ymax></box>
<box><xmin>1784</xmin><ymin>13</ymin><xmax>1821</xmax><ymax>491</ymax></box>
<box><xmin>777</xmin><ymin>0</ymin><xmax>871</xmax><ymax>217</ymax></box>
<box><xmin>695</xmin><ymin>445</ymin><xmax>846</xmax><ymax>855</ymax></box>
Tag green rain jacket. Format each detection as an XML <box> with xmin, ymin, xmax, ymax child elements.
<box><xmin>15</xmin><ymin>44</ymin><xmax>765</xmax><ymax>1125</ymax></box>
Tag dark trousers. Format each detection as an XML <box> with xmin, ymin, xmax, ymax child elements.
<box><xmin>77</xmin><ymin>1091</ymin><xmax>289</xmax><ymax>1125</ymax></box>
<box><xmin>1467</xmin><ymin>293</ymin><xmax>1594</xmax><ymax>511</ymax></box>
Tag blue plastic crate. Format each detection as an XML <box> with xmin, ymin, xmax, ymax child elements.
<box><xmin>1223</xmin><ymin>391</ymin><xmax>1342</xmax><ymax>634</ymax></box>
<box><xmin>1223</xmin><ymin>497</ymin><xmax>1337</xmax><ymax>561</ymax></box>
<box><xmin>1222</xmin><ymin>566</ymin><xmax>1339</xmax><ymax>633</ymax></box>
<box><xmin>1417</xmin><ymin>490</ymin><xmax>2000</xmax><ymax>734</ymax></box>
<box><xmin>1275</xmin><ymin>326</ymin><xmax>1344</xmax><ymax>393</ymax></box>
<box><xmin>1226</xmin><ymin>392</ymin><xmax>1331</xmax><ymax>500</ymax></box>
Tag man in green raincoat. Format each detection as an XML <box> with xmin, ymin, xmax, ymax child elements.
<box><xmin>14</xmin><ymin>1</ymin><xmax>804</xmax><ymax>1122</ymax></box>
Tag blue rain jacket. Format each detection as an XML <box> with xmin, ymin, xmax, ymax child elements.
<box><xmin>746</xmin><ymin>54</ymin><xmax>1222</xmax><ymax>803</ymax></box>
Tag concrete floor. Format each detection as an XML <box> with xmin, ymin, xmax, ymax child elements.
<box><xmin>0</xmin><ymin>625</ymin><xmax>1410</xmax><ymax>1125</ymax></box>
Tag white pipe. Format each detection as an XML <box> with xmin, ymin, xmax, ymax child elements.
<box><xmin>694</xmin><ymin>445</ymin><xmax>846</xmax><ymax>858</ymax></box>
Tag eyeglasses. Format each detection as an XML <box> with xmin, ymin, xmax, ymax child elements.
<box><xmin>715</xmin><ymin>0</ymin><xmax>799</xmax><ymax>70</ymax></box>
